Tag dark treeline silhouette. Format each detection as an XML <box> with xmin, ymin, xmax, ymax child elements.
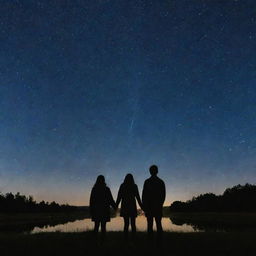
<box><xmin>170</xmin><ymin>183</ymin><xmax>256</xmax><ymax>212</ymax></box>
<box><xmin>0</xmin><ymin>192</ymin><xmax>83</xmax><ymax>213</ymax></box>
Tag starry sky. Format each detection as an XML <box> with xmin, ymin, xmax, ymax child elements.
<box><xmin>0</xmin><ymin>0</ymin><xmax>256</xmax><ymax>206</ymax></box>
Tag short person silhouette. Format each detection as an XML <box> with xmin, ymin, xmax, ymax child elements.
<box><xmin>116</xmin><ymin>174</ymin><xmax>143</xmax><ymax>237</ymax></box>
<box><xmin>142</xmin><ymin>165</ymin><xmax>166</xmax><ymax>234</ymax></box>
<box><xmin>89</xmin><ymin>175</ymin><xmax>116</xmax><ymax>235</ymax></box>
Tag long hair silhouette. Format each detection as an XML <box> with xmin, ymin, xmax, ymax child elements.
<box><xmin>94</xmin><ymin>175</ymin><xmax>106</xmax><ymax>187</ymax></box>
<box><xmin>123</xmin><ymin>173</ymin><xmax>135</xmax><ymax>186</ymax></box>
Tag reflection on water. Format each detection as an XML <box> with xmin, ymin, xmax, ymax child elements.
<box><xmin>170</xmin><ymin>214</ymin><xmax>256</xmax><ymax>232</ymax></box>
<box><xmin>3</xmin><ymin>213</ymin><xmax>254</xmax><ymax>234</ymax></box>
<box><xmin>31</xmin><ymin>216</ymin><xmax>195</xmax><ymax>233</ymax></box>
<box><xmin>0</xmin><ymin>217</ymin><xmax>82</xmax><ymax>233</ymax></box>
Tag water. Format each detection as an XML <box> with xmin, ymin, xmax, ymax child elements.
<box><xmin>3</xmin><ymin>213</ymin><xmax>255</xmax><ymax>234</ymax></box>
<box><xmin>31</xmin><ymin>216</ymin><xmax>195</xmax><ymax>233</ymax></box>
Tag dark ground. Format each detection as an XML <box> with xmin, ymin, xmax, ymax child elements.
<box><xmin>0</xmin><ymin>231</ymin><xmax>256</xmax><ymax>256</ymax></box>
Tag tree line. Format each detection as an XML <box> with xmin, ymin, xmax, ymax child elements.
<box><xmin>170</xmin><ymin>183</ymin><xmax>256</xmax><ymax>212</ymax></box>
<box><xmin>0</xmin><ymin>192</ymin><xmax>82</xmax><ymax>213</ymax></box>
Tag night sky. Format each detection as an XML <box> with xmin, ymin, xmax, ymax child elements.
<box><xmin>1</xmin><ymin>0</ymin><xmax>256</xmax><ymax>205</ymax></box>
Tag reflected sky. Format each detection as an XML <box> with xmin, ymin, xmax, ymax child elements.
<box><xmin>31</xmin><ymin>216</ymin><xmax>195</xmax><ymax>233</ymax></box>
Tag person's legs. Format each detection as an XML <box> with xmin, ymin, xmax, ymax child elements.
<box><xmin>100</xmin><ymin>221</ymin><xmax>106</xmax><ymax>242</ymax></box>
<box><xmin>130</xmin><ymin>217</ymin><xmax>136</xmax><ymax>234</ymax></box>
<box><xmin>155</xmin><ymin>216</ymin><xmax>163</xmax><ymax>233</ymax></box>
<box><xmin>101</xmin><ymin>221</ymin><xmax>106</xmax><ymax>234</ymax></box>
<box><xmin>147</xmin><ymin>216</ymin><xmax>153</xmax><ymax>234</ymax></box>
<box><xmin>155</xmin><ymin>217</ymin><xmax>163</xmax><ymax>247</ymax></box>
<box><xmin>123</xmin><ymin>217</ymin><xmax>129</xmax><ymax>238</ymax></box>
<box><xmin>94</xmin><ymin>221</ymin><xmax>100</xmax><ymax>233</ymax></box>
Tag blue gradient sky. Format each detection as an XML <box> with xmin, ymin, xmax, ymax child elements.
<box><xmin>0</xmin><ymin>0</ymin><xmax>256</xmax><ymax>205</ymax></box>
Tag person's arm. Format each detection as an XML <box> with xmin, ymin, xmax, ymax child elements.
<box><xmin>116</xmin><ymin>185</ymin><xmax>122</xmax><ymax>208</ymax></box>
<box><xmin>135</xmin><ymin>185</ymin><xmax>143</xmax><ymax>209</ymax></box>
<box><xmin>161</xmin><ymin>181</ymin><xmax>166</xmax><ymax>205</ymax></box>
<box><xmin>142</xmin><ymin>180</ymin><xmax>148</xmax><ymax>211</ymax></box>
<box><xmin>89</xmin><ymin>188</ymin><xmax>94</xmax><ymax>215</ymax></box>
<box><xmin>142</xmin><ymin>181</ymin><xmax>145</xmax><ymax>204</ymax></box>
<box><xmin>108</xmin><ymin>188</ymin><xmax>117</xmax><ymax>210</ymax></box>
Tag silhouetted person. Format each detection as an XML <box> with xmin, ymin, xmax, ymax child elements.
<box><xmin>89</xmin><ymin>175</ymin><xmax>116</xmax><ymax>237</ymax></box>
<box><xmin>142</xmin><ymin>165</ymin><xmax>166</xmax><ymax>235</ymax></box>
<box><xmin>116</xmin><ymin>174</ymin><xmax>143</xmax><ymax>238</ymax></box>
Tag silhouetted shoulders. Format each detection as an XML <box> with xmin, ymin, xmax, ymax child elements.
<box><xmin>157</xmin><ymin>177</ymin><xmax>165</xmax><ymax>185</ymax></box>
<box><xmin>106</xmin><ymin>186</ymin><xmax>114</xmax><ymax>194</ymax></box>
<box><xmin>105</xmin><ymin>186</ymin><xmax>110</xmax><ymax>196</ymax></box>
<box><xmin>89</xmin><ymin>185</ymin><xmax>116</xmax><ymax>222</ymax></box>
<box><xmin>144</xmin><ymin>178</ymin><xmax>151</xmax><ymax>183</ymax></box>
<box><xmin>143</xmin><ymin>178</ymin><xmax>151</xmax><ymax>187</ymax></box>
<box><xmin>142</xmin><ymin>176</ymin><xmax>166</xmax><ymax>217</ymax></box>
<box><xmin>119</xmin><ymin>183</ymin><xmax>125</xmax><ymax>190</ymax></box>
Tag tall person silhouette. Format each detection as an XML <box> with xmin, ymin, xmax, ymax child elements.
<box><xmin>89</xmin><ymin>175</ymin><xmax>116</xmax><ymax>236</ymax></box>
<box><xmin>116</xmin><ymin>174</ymin><xmax>143</xmax><ymax>237</ymax></box>
<box><xmin>142</xmin><ymin>165</ymin><xmax>166</xmax><ymax>235</ymax></box>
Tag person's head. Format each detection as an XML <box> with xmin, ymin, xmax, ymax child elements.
<box><xmin>94</xmin><ymin>175</ymin><xmax>106</xmax><ymax>187</ymax></box>
<box><xmin>149</xmin><ymin>165</ymin><xmax>158</xmax><ymax>176</ymax></box>
<box><xmin>123</xmin><ymin>173</ymin><xmax>135</xmax><ymax>185</ymax></box>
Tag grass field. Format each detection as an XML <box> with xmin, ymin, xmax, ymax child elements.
<box><xmin>0</xmin><ymin>231</ymin><xmax>256</xmax><ymax>256</ymax></box>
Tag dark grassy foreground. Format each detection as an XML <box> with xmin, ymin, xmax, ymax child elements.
<box><xmin>0</xmin><ymin>231</ymin><xmax>256</xmax><ymax>256</ymax></box>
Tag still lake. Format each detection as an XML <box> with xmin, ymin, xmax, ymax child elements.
<box><xmin>31</xmin><ymin>216</ymin><xmax>195</xmax><ymax>233</ymax></box>
<box><xmin>3</xmin><ymin>213</ymin><xmax>255</xmax><ymax>234</ymax></box>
